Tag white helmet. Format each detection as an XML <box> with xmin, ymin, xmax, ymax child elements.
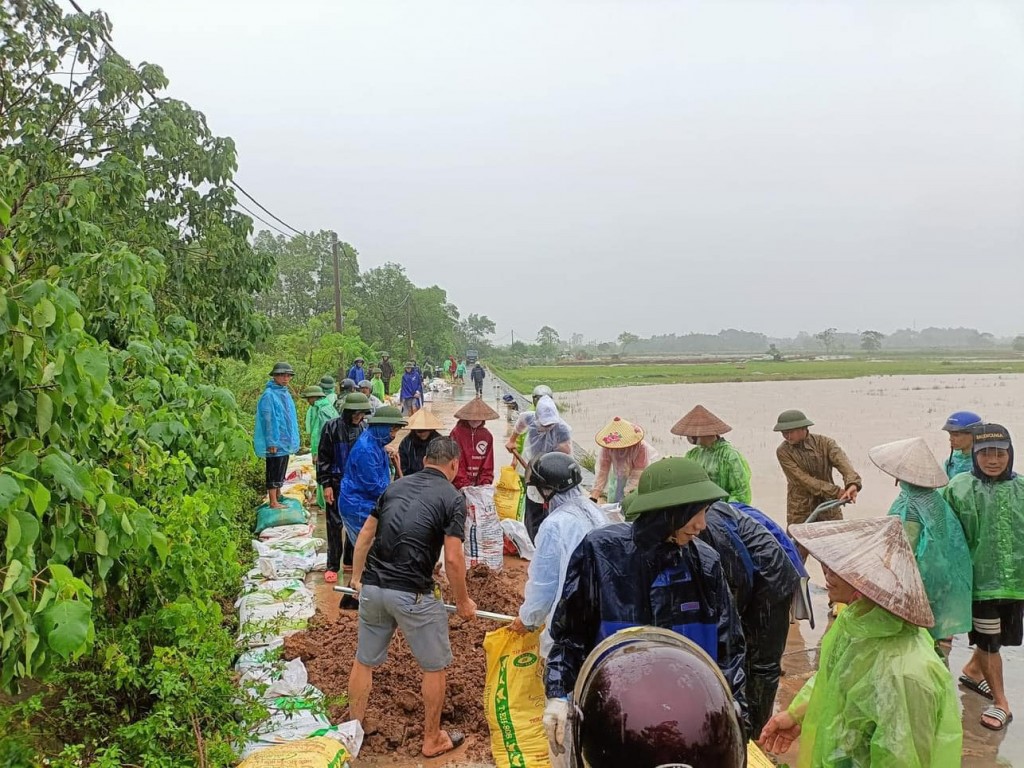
<box><xmin>532</xmin><ymin>384</ymin><xmax>553</xmax><ymax>401</ymax></box>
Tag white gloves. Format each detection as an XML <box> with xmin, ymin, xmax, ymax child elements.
<box><xmin>543</xmin><ymin>697</ymin><xmax>569</xmax><ymax>755</ymax></box>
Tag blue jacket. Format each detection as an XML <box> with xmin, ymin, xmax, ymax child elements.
<box><xmin>254</xmin><ymin>380</ymin><xmax>299</xmax><ymax>458</ymax></box>
<box><xmin>545</xmin><ymin>519</ymin><xmax>747</xmax><ymax>725</ymax></box>
<box><xmin>400</xmin><ymin>370</ymin><xmax>422</xmax><ymax>400</ymax></box>
<box><xmin>732</xmin><ymin>502</ymin><xmax>808</xmax><ymax>578</ymax></box>
<box><xmin>347</xmin><ymin>363</ymin><xmax>367</xmax><ymax>383</ymax></box>
<box><xmin>339</xmin><ymin>425</ymin><xmax>393</xmax><ymax>539</ymax></box>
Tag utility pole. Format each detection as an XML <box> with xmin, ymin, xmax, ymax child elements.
<box><xmin>511</xmin><ymin>329</ymin><xmax>514</xmax><ymax>347</ymax></box>
<box><xmin>331</xmin><ymin>231</ymin><xmax>343</xmax><ymax>332</ymax></box>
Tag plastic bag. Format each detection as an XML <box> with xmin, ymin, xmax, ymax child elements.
<box><xmin>237</xmin><ymin>583</ymin><xmax>316</xmax><ymax>647</ymax></box>
<box><xmin>237</xmin><ymin>737</ymin><xmax>351</xmax><ymax>768</ymax></box>
<box><xmin>255</xmin><ymin>497</ymin><xmax>308</xmax><ymax>534</ymax></box>
<box><xmin>500</xmin><ymin>519</ymin><xmax>535</xmax><ymax>560</ymax></box>
<box><xmin>260</xmin><ymin>523</ymin><xmax>315</xmax><ymax>542</ymax></box>
<box><xmin>495</xmin><ymin>465</ymin><xmax>523</xmax><ymax>521</ymax></box>
<box><xmin>483</xmin><ymin>627</ymin><xmax>551</xmax><ymax>768</ymax></box>
<box><xmin>463</xmin><ymin>486</ymin><xmax>504</xmax><ymax>571</ymax></box>
<box><xmin>253</xmin><ymin>537</ymin><xmax>324</xmax><ymax>574</ymax></box>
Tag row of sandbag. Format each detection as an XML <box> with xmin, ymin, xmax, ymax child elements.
<box><xmin>234</xmin><ymin>458</ymin><xmax>363</xmax><ymax>767</ymax></box>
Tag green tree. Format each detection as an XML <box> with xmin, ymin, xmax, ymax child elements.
<box><xmin>456</xmin><ymin>312</ymin><xmax>496</xmax><ymax>351</ymax></box>
<box><xmin>536</xmin><ymin>325</ymin><xmax>560</xmax><ymax>350</ymax></box>
<box><xmin>860</xmin><ymin>330</ymin><xmax>885</xmax><ymax>352</ymax></box>
<box><xmin>814</xmin><ymin>327</ymin><xmax>838</xmax><ymax>354</ymax></box>
<box><xmin>617</xmin><ymin>331</ymin><xmax>640</xmax><ymax>353</ymax></box>
<box><xmin>767</xmin><ymin>343</ymin><xmax>784</xmax><ymax>361</ymax></box>
<box><xmin>1013</xmin><ymin>335</ymin><xmax>1024</xmax><ymax>352</ymax></box>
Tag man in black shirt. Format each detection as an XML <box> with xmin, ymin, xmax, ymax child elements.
<box><xmin>349</xmin><ymin>436</ymin><xmax>477</xmax><ymax>759</ymax></box>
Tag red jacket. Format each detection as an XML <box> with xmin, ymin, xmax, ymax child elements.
<box><xmin>451</xmin><ymin>420</ymin><xmax>495</xmax><ymax>489</ymax></box>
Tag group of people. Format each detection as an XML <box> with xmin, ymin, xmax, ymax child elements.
<box><xmin>255</xmin><ymin>359</ymin><xmax>1023</xmax><ymax>764</ymax></box>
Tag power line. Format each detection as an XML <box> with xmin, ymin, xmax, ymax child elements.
<box><xmin>234</xmin><ymin>201</ymin><xmax>293</xmax><ymax>239</ymax></box>
<box><xmin>64</xmin><ymin>0</ymin><xmax>306</xmax><ymax>239</ymax></box>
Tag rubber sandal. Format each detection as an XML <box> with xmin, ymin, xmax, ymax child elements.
<box><xmin>981</xmin><ymin>705</ymin><xmax>1013</xmax><ymax>731</ymax></box>
<box><xmin>324</xmin><ymin>571</ymin><xmax>338</xmax><ymax>584</ymax></box>
<box><xmin>959</xmin><ymin>675</ymin><xmax>994</xmax><ymax>700</ymax></box>
<box><xmin>422</xmin><ymin>729</ymin><xmax>465</xmax><ymax>758</ymax></box>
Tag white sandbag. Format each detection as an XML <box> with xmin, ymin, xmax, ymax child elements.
<box><xmin>500</xmin><ymin>518</ymin><xmax>536</xmax><ymax>560</ymax></box>
<box><xmin>254</xmin><ymin>558</ymin><xmax>307</xmax><ymax>581</ymax></box>
<box><xmin>259</xmin><ymin>523</ymin><xmax>315</xmax><ymax>542</ymax></box>
<box><xmin>463</xmin><ymin>486</ymin><xmax>503</xmax><ymax>571</ymax></box>
<box><xmin>240</xmin><ymin>656</ymin><xmax>309</xmax><ymax>700</ymax></box>
<box><xmin>252</xmin><ymin>537</ymin><xmax>324</xmax><ymax>574</ymax></box>
<box><xmin>235</xmin><ymin>640</ymin><xmax>284</xmax><ymax>675</ymax></box>
<box><xmin>237</xmin><ymin>584</ymin><xmax>316</xmax><ymax>647</ymax></box>
<box><xmin>238</xmin><ymin>686</ymin><xmax>333</xmax><ymax>758</ymax></box>
<box><xmin>316</xmin><ymin>720</ymin><xmax>365</xmax><ymax>758</ymax></box>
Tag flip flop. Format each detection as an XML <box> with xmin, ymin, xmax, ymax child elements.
<box><xmin>958</xmin><ymin>675</ymin><xmax>994</xmax><ymax>700</ymax></box>
<box><xmin>324</xmin><ymin>571</ymin><xmax>338</xmax><ymax>584</ymax></box>
<box><xmin>981</xmin><ymin>706</ymin><xmax>1013</xmax><ymax>731</ymax></box>
<box><xmin>422</xmin><ymin>729</ymin><xmax>466</xmax><ymax>758</ymax></box>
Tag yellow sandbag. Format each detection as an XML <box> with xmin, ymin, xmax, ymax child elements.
<box><xmin>483</xmin><ymin>628</ymin><xmax>551</xmax><ymax>768</ymax></box>
<box><xmin>747</xmin><ymin>741</ymin><xmax>775</xmax><ymax>768</ymax></box>
<box><xmin>237</xmin><ymin>736</ymin><xmax>350</xmax><ymax>768</ymax></box>
<box><xmin>495</xmin><ymin>465</ymin><xmax>522</xmax><ymax>521</ymax></box>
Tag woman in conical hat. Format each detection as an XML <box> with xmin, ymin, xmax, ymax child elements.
<box><xmin>673</xmin><ymin>405</ymin><xmax>753</xmax><ymax>504</ymax></box>
<box><xmin>760</xmin><ymin>517</ymin><xmax>962</xmax><ymax>767</ymax></box>
<box><xmin>450</xmin><ymin>397</ymin><xmax>499</xmax><ymax>489</ymax></box>
<box><xmin>398</xmin><ymin>408</ymin><xmax>445</xmax><ymax>476</ymax></box>
<box><xmin>590</xmin><ymin>417</ymin><xmax>658</xmax><ymax>504</ymax></box>
<box><xmin>869</xmin><ymin>437</ymin><xmax>972</xmax><ymax>646</ymax></box>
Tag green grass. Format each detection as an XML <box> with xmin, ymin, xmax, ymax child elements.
<box><xmin>492</xmin><ymin>355</ymin><xmax>1024</xmax><ymax>393</ymax></box>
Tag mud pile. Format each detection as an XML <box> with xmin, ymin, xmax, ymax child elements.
<box><xmin>283</xmin><ymin>565</ymin><xmax>524</xmax><ymax>760</ymax></box>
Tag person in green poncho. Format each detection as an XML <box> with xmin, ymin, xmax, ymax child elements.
<box><xmin>940</xmin><ymin>410</ymin><xmax>981</xmax><ymax>479</ymax></box>
<box><xmin>760</xmin><ymin>517</ymin><xmax>961</xmax><ymax>767</ymax></box>
<box><xmin>369</xmin><ymin>368</ymin><xmax>386</xmax><ymax>403</ymax></box>
<box><xmin>319</xmin><ymin>375</ymin><xmax>337</xmax><ymax>409</ymax></box>
<box><xmin>945</xmin><ymin>422</ymin><xmax>1024</xmax><ymax>732</ymax></box>
<box><xmin>672</xmin><ymin>405</ymin><xmax>752</xmax><ymax>504</ymax></box>
<box><xmin>303</xmin><ymin>384</ymin><xmax>339</xmax><ymax>509</ymax></box>
<box><xmin>868</xmin><ymin>437</ymin><xmax>972</xmax><ymax>653</ymax></box>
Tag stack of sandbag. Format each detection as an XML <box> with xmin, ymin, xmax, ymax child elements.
<box><xmin>280</xmin><ymin>453</ymin><xmax>317</xmax><ymax>505</ymax></box>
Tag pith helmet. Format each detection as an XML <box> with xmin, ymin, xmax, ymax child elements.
<box><xmin>369</xmin><ymin>406</ymin><xmax>408</xmax><ymax>426</ymax></box>
<box><xmin>318</xmin><ymin>375</ymin><xmax>336</xmax><ymax>392</ymax></box>
<box><xmin>300</xmin><ymin>385</ymin><xmax>325</xmax><ymax>399</ymax></box>
<box><xmin>625</xmin><ymin>458</ymin><xmax>727</xmax><ymax>521</ymax></box>
<box><xmin>269</xmin><ymin>361</ymin><xmax>295</xmax><ymax>376</ymax></box>
<box><xmin>342</xmin><ymin>392</ymin><xmax>373</xmax><ymax>412</ymax></box>
<box><xmin>773</xmin><ymin>409</ymin><xmax>813</xmax><ymax>432</ymax></box>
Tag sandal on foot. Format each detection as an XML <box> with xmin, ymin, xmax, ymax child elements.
<box><xmin>981</xmin><ymin>705</ymin><xmax>1013</xmax><ymax>731</ymax></box>
<box><xmin>422</xmin><ymin>729</ymin><xmax>466</xmax><ymax>758</ymax></box>
<box><xmin>324</xmin><ymin>570</ymin><xmax>338</xmax><ymax>584</ymax></box>
<box><xmin>958</xmin><ymin>674</ymin><xmax>994</xmax><ymax>700</ymax></box>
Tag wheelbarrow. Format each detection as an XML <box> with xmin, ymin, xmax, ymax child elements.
<box><xmin>804</xmin><ymin>497</ymin><xmax>849</xmax><ymax>524</ymax></box>
<box><xmin>790</xmin><ymin>498</ymin><xmax>850</xmax><ymax>629</ymax></box>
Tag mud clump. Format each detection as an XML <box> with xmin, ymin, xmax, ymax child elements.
<box><xmin>283</xmin><ymin>565</ymin><xmax>524</xmax><ymax>760</ymax></box>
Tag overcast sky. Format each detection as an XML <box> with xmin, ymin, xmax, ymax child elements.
<box><xmin>86</xmin><ymin>0</ymin><xmax>1024</xmax><ymax>343</ymax></box>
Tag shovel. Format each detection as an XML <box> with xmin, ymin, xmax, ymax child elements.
<box><xmin>333</xmin><ymin>586</ymin><xmax>515</xmax><ymax>623</ymax></box>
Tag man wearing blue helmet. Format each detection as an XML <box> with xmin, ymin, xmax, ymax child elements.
<box><xmin>941</xmin><ymin>411</ymin><xmax>982</xmax><ymax>479</ymax></box>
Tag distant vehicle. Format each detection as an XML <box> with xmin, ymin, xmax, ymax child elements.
<box><xmin>466</xmin><ymin>349</ymin><xmax>479</xmax><ymax>364</ymax></box>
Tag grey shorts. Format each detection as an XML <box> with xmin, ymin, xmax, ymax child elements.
<box><xmin>356</xmin><ymin>584</ymin><xmax>452</xmax><ymax>671</ymax></box>
<box><xmin>402</xmin><ymin>397</ymin><xmax>419</xmax><ymax>416</ymax></box>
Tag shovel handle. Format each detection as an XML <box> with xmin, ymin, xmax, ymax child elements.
<box><xmin>509</xmin><ymin>448</ymin><xmax>529</xmax><ymax>470</ymax></box>
<box><xmin>333</xmin><ymin>586</ymin><xmax>515</xmax><ymax>623</ymax></box>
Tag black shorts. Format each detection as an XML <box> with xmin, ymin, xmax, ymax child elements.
<box><xmin>265</xmin><ymin>454</ymin><xmax>289</xmax><ymax>490</ymax></box>
<box><xmin>970</xmin><ymin>599</ymin><xmax>1024</xmax><ymax>653</ymax></box>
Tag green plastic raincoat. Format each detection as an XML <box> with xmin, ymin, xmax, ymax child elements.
<box><xmin>685</xmin><ymin>438</ymin><xmax>752</xmax><ymax>504</ymax></box>
<box><xmin>305</xmin><ymin>396</ymin><xmax>339</xmax><ymax>508</ymax></box>
<box><xmin>944</xmin><ymin>450</ymin><xmax>972</xmax><ymax>480</ymax></box>
<box><xmin>887</xmin><ymin>483</ymin><xmax>972</xmax><ymax>639</ymax></box>
<box><xmin>787</xmin><ymin>601</ymin><xmax>961</xmax><ymax>767</ymax></box>
<box><xmin>370</xmin><ymin>377</ymin><xmax>385</xmax><ymax>402</ymax></box>
<box><xmin>945</xmin><ymin>472</ymin><xmax>1024</xmax><ymax>600</ymax></box>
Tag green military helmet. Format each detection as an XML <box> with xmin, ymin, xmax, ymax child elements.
<box><xmin>300</xmin><ymin>384</ymin><xmax>326</xmax><ymax>399</ymax></box>
<box><xmin>621</xmin><ymin>490</ymin><xmax>637</xmax><ymax>518</ymax></box>
<box><xmin>269</xmin><ymin>361</ymin><xmax>295</xmax><ymax>376</ymax></box>
<box><xmin>404</xmin><ymin>360</ymin><xmax>414</xmax><ymax>368</ymax></box>
<box><xmin>625</xmin><ymin>457</ymin><xmax>726</xmax><ymax>521</ymax></box>
<box><xmin>369</xmin><ymin>405</ymin><xmax>408</xmax><ymax>426</ymax></box>
<box><xmin>319</xmin><ymin>375</ymin><xmax>336</xmax><ymax>392</ymax></box>
<box><xmin>342</xmin><ymin>392</ymin><xmax>373</xmax><ymax>412</ymax></box>
<box><xmin>773</xmin><ymin>409</ymin><xmax>814</xmax><ymax>432</ymax></box>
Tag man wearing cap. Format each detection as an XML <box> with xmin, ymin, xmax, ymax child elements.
<box><xmin>255</xmin><ymin>362</ymin><xmax>300</xmax><ymax>509</ymax></box>
<box><xmin>945</xmin><ymin>423</ymin><xmax>1024</xmax><ymax>732</ymax></box>
<box><xmin>544</xmin><ymin>457</ymin><xmax>748</xmax><ymax>755</ymax></box>
<box><xmin>760</xmin><ymin>517</ymin><xmax>962</xmax><ymax>766</ymax></box>
<box><xmin>674</xmin><ymin>405</ymin><xmax>752</xmax><ymax>504</ymax></box>
<box><xmin>378</xmin><ymin>353</ymin><xmax>394</xmax><ymax>396</ymax></box>
<box><xmin>348</xmin><ymin>436</ymin><xmax>476</xmax><ymax>759</ymax></box>
<box><xmin>773</xmin><ymin>409</ymin><xmax>861</xmax><ymax>559</ymax></box>
<box><xmin>346</xmin><ymin>356</ymin><xmax>367</xmax><ymax>384</ymax></box>
<box><xmin>399</xmin><ymin>409</ymin><xmax>444</xmax><ymax>476</ymax></box>
<box><xmin>318</xmin><ymin>392</ymin><xmax>373</xmax><ymax>584</ymax></box>
<box><xmin>400</xmin><ymin>361</ymin><xmax>423</xmax><ymax>416</ymax></box>
<box><xmin>450</xmin><ymin>398</ymin><xmax>500</xmax><ymax>489</ymax></box>
<box><xmin>941</xmin><ymin>410</ymin><xmax>982</xmax><ymax>479</ymax></box>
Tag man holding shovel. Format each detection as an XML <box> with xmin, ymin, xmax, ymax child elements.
<box><xmin>349</xmin><ymin>436</ymin><xmax>477</xmax><ymax>759</ymax></box>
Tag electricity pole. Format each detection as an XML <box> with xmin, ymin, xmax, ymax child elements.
<box><xmin>331</xmin><ymin>231</ymin><xmax>343</xmax><ymax>332</ymax></box>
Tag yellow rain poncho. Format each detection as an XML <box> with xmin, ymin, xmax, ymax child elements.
<box><xmin>787</xmin><ymin>601</ymin><xmax>961</xmax><ymax>767</ymax></box>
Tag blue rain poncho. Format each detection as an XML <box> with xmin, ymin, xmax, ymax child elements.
<box><xmin>339</xmin><ymin>424</ymin><xmax>393</xmax><ymax>540</ymax></box>
<box><xmin>887</xmin><ymin>483</ymin><xmax>972</xmax><ymax>639</ymax></box>
<box><xmin>944</xmin><ymin>450</ymin><xmax>972</xmax><ymax>480</ymax></box>
<box><xmin>518</xmin><ymin>487</ymin><xmax>606</xmax><ymax>657</ymax></box>
<box><xmin>254</xmin><ymin>380</ymin><xmax>299</xmax><ymax>458</ymax></box>
<box><xmin>787</xmin><ymin>601</ymin><xmax>961</xmax><ymax>767</ymax></box>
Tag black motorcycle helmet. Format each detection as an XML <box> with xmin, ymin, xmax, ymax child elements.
<box><xmin>571</xmin><ymin>628</ymin><xmax>745</xmax><ymax>768</ymax></box>
<box><xmin>527</xmin><ymin>452</ymin><xmax>583</xmax><ymax>499</ymax></box>
<box><xmin>340</xmin><ymin>378</ymin><xmax>357</xmax><ymax>393</ymax></box>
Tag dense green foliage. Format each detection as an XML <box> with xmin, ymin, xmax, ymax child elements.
<box><xmin>0</xmin><ymin>4</ymin><xmax>269</xmax><ymax>763</ymax></box>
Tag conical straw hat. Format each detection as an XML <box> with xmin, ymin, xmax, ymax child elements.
<box><xmin>868</xmin><ymin>437</ymin><xmax>948</xmax><ymax>489</ymax></box>
<box><xmin>454</xmin><ymin>397</ymin><xmax>500</xmax><ymax>421</ymax></box>
<box><xmin>405</xmin><ymin>409</ymin><xmax>444</xmax><ymax>431</ymax></box>
<box><xmin>671</xmin><ymin>405</ymin><xmax>732</xmax><ymax>437</ymax></box>
<box><xmin>595</xmin><ymin>417</ymin><xmax>645</xmax><ymax>449</ymax></box>
<box><xmin>790</xmin><ymin>517</ymin><xmax>934</xmax><ymax>628</ymax></box>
